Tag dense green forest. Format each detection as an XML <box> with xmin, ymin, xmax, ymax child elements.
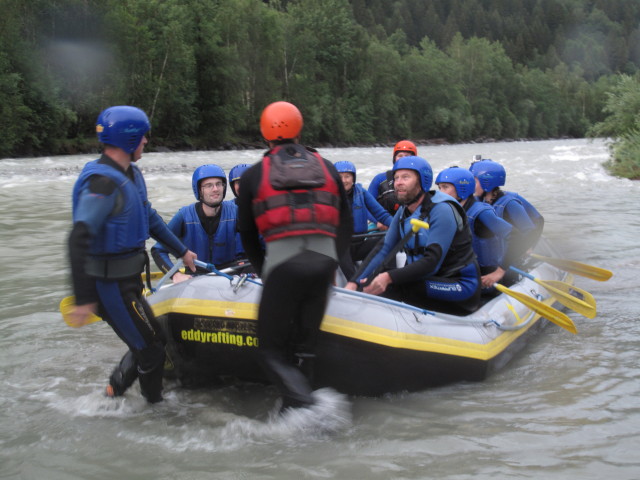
<box><xmin>1</xmin><ymin>0</ymin><xmax>639</xmax><ymax>160</ymax></box>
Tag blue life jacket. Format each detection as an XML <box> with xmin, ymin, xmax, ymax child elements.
<box><xmin>72</xmin><ymin>159</ymin><xmax>148</xmax><ymax>256</ymax></box>
<box><xmin>180</xmin><ymin>201</ymin><xmax>239</xmax><ymax>265</ymax></box>
<box><xmin>493</xmin><ymin>191</ymin><xmax>543</xmax><ymax>230</ymax></box>
<box><xmin>467</xmin><ymin>200</ymin><xmax>504</xmax><ymax>268</ymax></box>
<box><xmin>401</xmin><ymin>191</ymin><xmax>476</xmax><ymax>278</ymax></box>
<box><xmin>351</xmin><ymin>184</ymin><xmax>371</xmax><ymax>234</ymax></box>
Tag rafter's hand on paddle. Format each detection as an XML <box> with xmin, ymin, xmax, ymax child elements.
<box><xmin>181</xmin><ymin>249</ymin><xmax>198</xmax><ymax>272</ymax></box>
<box><xmin>67</xmin><ymin>302</ymin><xmax>98</xmax><ymax>327</ymax></box>
<box><xmin>362</xmin><ymin>272</ymin><xmax>392</xmax><ymax>295</ymax></box>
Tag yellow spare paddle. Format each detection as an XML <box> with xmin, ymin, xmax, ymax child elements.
<box><xmin>510</xmin><ymin>266</ymin><xmax>596</xmax><ymax>319</ymax></box>
<box><xmin>59</xmin><ymin>296</ymin><xmax>102</xmax><ymax>327</ymax></box>
<box><xmin>530</xmin><ymin>254</ymin><xmax>613</xmax><ymax>282</ymax></box>
<box><xmin>59</xmin><ymin>260</ymin><xmax>184</xmax><ymax>327</ymax></box>
<box><xmin>493</xmin><ymin>283</ymin><xmax>577</xmax><ymax>334</ymax></box>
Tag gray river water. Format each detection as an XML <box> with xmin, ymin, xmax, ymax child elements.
<box><xmin>1</xmin><ymin>139</ymin><xmax>638</xmax><ymax>479</ymax></box>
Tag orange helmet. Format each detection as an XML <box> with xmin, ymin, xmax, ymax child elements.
<box><xmin>393</xmin><ymin>140</ymin><xmax>417</xmax><ymax>161</ymax></box>
<box><xmin>260</xmin><ymin>101</ymin><xmax>303</xmax><ymax>141</ymax></box>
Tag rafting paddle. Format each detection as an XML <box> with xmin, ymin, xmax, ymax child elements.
<box><xmin>530</xmin><ymin>254</ymin><xmax>613</xmax><ymax>282</ymax></box>
<box><xmin>60</xmin><ymin>259</ymin><xmax>258</xmax><ymax>327</ymax></box>
<box><xmin>359</xmin><ymin>218</ymin><xmax>430</xmax><ymax>289</ymax></box>
<box><xmin>59</xmin><ymin>295</ymin><xmax>102</xmax><ymax>327</ymax></box>
<box><xmin>492</xmin><ymin>283</ymin><xmax>577</xmax><ymax>334</ymax></box>
<box><xmin>509</xmin><ymin>266</ymin><xmax>596</xmax><ymax>319</ymax></box>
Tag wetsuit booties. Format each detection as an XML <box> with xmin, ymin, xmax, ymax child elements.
<box><xmin>108</xmin><ymin>350</ymin><xmax>138</xmax><ymax>397</ymax></box>
<box><xmin>260</xmin><ymin>349</ymin><xmax>314</xmax><ymax>412</ymax></box>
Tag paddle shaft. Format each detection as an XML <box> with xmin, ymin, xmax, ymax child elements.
<box><xmin>530</xmin><ymin>253</ymin><xmax>612</xmax><ymax>282</ymax></box>
<box><xmin>361</xmin><ymin>218</ymin><xmax>429</xmax><ymax>287</ymax></box>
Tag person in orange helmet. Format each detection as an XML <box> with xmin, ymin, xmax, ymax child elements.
<box><xmin>237</xmin><ymin>101</ymin><xmax>353</xmax><ymax>412</ymax></box>
<box><xmin>367</xmin><ymin>140</ymin><xmax>418</xmax><ymax>218</ymax></box>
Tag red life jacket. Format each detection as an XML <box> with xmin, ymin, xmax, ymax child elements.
<box><xmin>252</xmin><ymin>144</ymin><xmax>341</xmax><ymax>242</ymax></box>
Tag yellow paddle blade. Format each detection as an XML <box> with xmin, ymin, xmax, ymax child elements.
<box><xmin>529</xmin><ymin>277</ymin><xmax>596</xmax><ymax>319</ymax></box>
<box><xmin>59</xmin><ymin>296</ymin><xmax>102</xmax><ymax>327</ymax></box>
<box><xmin>538</xmin><ymin>279</ymin><xmax>596</xmax><ymax>319</ymax></box>
<box><xmin>531</xmin><ymin>254</ymin><xmax>613</xmax><ymax>282</ymax></box>
<box><xmin>409</xmin><ymin>218</ymin><xmax>430</xmax><ymax>232</ymax></box>
<box><xmin>494</xmin><ymin>283</ymin><xmax>577</xmax><ymax>334</ymax></box>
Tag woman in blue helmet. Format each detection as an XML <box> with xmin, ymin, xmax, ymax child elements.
<box><xmin>68</xmin><ymin>105</ymin><xmax>197</xmax><ymax>403</ymax></box>
<box><xmin>436</xmin><ymin>167</ymin><xmax>513</xmax><ymax>290</ymax></box>
<box><xmin>151</xmin><ymin>164</ymin><xmax>244</xmax><ymax>281</ymax></box>
<box><xmin>346</xmin><ymin>156</ymin><xmax>481</xmax><ymax>315</ymax></box>
<box><xmin>334</xmin><ymin>160</ymin><xmax>393</xmax><ymax>278</ymax></box>
<box><xmin>470</xmin><ymin>159</ymin><xmax>544</xmax><ymax>273</ymax></box>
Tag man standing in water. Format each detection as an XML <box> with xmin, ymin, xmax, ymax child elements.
<box><xmin>237</xmin><ymin>101</ymin><xmax>352</xmax><ymax>411</ymax></box>
<box><xmin>67</xmin><ymin>105</ymin><xmax>197</xmax><ymax>403</ymax></box>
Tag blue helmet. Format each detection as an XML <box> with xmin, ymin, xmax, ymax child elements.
<box><xmin>192</xmin><ymin>164</ymin><xmax>227</xmax><ymax>200</ymax></box>
<box><xmin>392</xmin><ymin>156</ymin><xmax>433</xmax><ymax>192</ymax></box>
<box><xmin>334</xmin><ymin>160</ymin><xmax>357</xmax><ymax>182</ymax></box>
<box><xmin>96</xmin><ymin>106</ymin><xmax>150</xmax><ymax>154</ymax></box>
<box><xmin>228</xmin><ymin>163</ymin><xmax>251</xmax><ymax>197</ymax></box>
<box><xmin>435</xmin><ymin>167</ymin><xmax>475</xmax><ymax>200</ymax></box>
<box><xmin>469</xmin><ymin>159</ymin><xmax>506</xmax><ymax>192</ymax></box>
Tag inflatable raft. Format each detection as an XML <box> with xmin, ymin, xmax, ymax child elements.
<box><xmin>149</xmin><ymin>242</ymin><xmax>576</xmax><ymax>396</ymax></box>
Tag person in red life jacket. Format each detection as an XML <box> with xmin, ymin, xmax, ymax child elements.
<box><xmin>367</xmin><ymin>140</ymin><xmax>418</xmax><ymax>218</ymax></box>
<box><xmin>68</xmin><ymin>106</ymin><xmax>197</xmax><ymax>403</ymax></box>
<box><xmin>237</xmin><ymin>101</ymin><xmax>353</xmax><ymax>412</ymax></box>
<box><xmin>151</xmin><ymin>164</ymin><xmax>245</xmax><ymax>283</ymax></box>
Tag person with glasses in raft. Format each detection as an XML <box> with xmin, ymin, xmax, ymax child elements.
<box><xmin>151</xmin><ymin>164</ymin><xmax>245</xmax><ymax>283</ymax></box>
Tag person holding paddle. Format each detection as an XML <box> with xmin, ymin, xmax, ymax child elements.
<box><xmin>435</xmin><ymin>166</ymin><xmax>514</xmax><ymax>290</ymax></box>
<box><xmin>151</xmin><ymin>164</ymin><xmax>245</xmax><ymax>282</ymax></box>
<box><xmin>346</xmin><ymin>156</ymin><xmax>481</xmax><ymax>315</ymax></box>
<box><xmin>237</xmin><ymin>101</ymin><xmax>353</xmax><ymax>412</ymax></box>
<box><xmin>68</xmin><ymin>105</ymin><xmax>197</xmax><ymax>403</ymax></box>
<box><xmin>470</xmin><ymin>158</ymin><xmax>544</xmax><ymax>272</ymax></box>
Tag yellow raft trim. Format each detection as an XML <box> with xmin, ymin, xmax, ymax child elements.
<box><xmin>319</xmin><ymin>312</ymin><xmax>542</xmax><ymax>361</ymax></box>
<box><xmin>151</xmin><ymin>294</ymin><xmax>558</xmax><ymax>361</ymax></box>
<box><xmin>152</xmin><ymin>297</ymin><xmax>259</xmax><ymax>320</ymax></box>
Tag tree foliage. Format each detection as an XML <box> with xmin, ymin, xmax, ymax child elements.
<box><xmin>588</xmin><ymin>74</ymin><xmax>640</xmax><ymax>178</ymax></box>
<box><xmin>1</xmin><ymin>0</ymin><xmax>639</xmax><ymax>158</ymax></box>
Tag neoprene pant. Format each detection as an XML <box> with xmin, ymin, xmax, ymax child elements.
<box><xmin>383</xmin><ymin>261</ymin><xmax>482</xmax><ymax>315</ymax></box>
<box><xmin>257</xmin><ymin>250</ymin><xmax>338</xmax><ymax>409</ymax></box>
<box><xmin>96</xmin><ymin>276</ymin><xmax>165</xmax><ymax>402</ymax></box>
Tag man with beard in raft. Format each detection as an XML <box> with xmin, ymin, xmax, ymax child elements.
<box><xmin>345</xmin><ymin>156</ymin><xmax>481</xmax><ymax>315</ymax></box>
